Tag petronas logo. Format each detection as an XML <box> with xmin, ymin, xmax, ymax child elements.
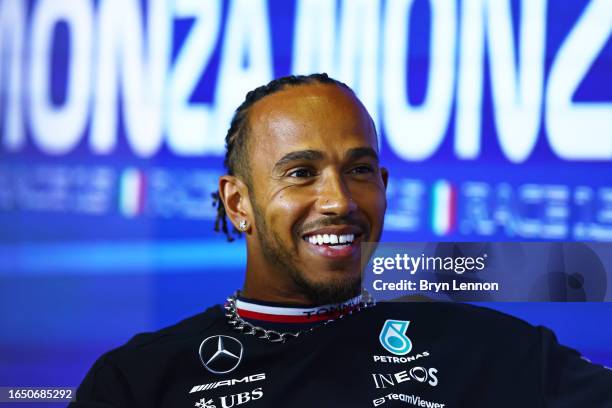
<box><xmin>379</xmin><ymin>320</ymin><xmax>412</xmax><ymax>356</ymax></box>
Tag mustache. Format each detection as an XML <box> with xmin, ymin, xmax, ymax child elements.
<box><xmin>298</xmin><ymin>216</ymin><xmax>369</xmax><ymax>236</ymax></box>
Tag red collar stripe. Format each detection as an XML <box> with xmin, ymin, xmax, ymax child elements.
<box><xmin>236</xmin><ymin>308</ymin><xmax>345</xmax><ymax>323</ymax></box>
<box><xmin>234</xmin><ymin>295</ymin><xmax>361</xmax><ymax>323</ymax></box>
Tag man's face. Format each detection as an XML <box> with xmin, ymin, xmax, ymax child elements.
<box><xmin>246</xmin><ymin>83</ymin><xmax>387</xmax><ymax>304</ymax></box>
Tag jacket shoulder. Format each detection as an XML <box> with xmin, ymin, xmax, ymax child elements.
<box><xmin>105</xmin><ymin>304</ymin><xmax>224</xmax><ymax>361</ymax></box>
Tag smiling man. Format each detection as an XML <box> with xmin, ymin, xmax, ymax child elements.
<box><xmin>71</xmin><ymin>74</ymin><xmax>612</xmax><ymax>408</ymax></box>
<box><xmin>218</xmin><ymin>74</ymin><xmax>386</xmax><ymax>308</ymax></box>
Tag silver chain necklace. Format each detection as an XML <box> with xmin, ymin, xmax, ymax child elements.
<box><xmin>224</xmin><ymin>290</ymin><xmax>375</xmax><ymax>343</ymax></box>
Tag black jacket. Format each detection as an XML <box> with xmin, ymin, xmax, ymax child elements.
<box><xmin>70</xmin><ymin>302</ymin><xmax>612</xmax><ymax>407</ymax></box>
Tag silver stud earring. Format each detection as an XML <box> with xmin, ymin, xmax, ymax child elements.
<box><xmin>239</xmin><ymin>220</ymin><xmax>248</xmax><ymax>231</ymax></box>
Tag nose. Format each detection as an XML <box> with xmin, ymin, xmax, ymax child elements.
<box><xmin>316</xmin><ymin>172</ymin><xmax>357</xmax><ymax>216</ymax></box>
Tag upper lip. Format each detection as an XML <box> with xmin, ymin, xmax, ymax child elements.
<box><xmin>301</xmin><ymin>226</ymin><xmax>364</xmax><ymax>238</ymax></box>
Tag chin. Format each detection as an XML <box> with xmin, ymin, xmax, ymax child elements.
<box><xmin>294</xmin><ymin>272</ymin><xmax>362</xmax><ymax>305</ymax></box>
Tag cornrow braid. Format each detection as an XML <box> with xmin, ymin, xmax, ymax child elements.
<box><xmin>213</xmin><ymin>73</ymin><xmax>353</xmax><ymax>241</ymax></box>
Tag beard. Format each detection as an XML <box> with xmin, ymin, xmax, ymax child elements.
<box><xmin>251</xmin><ymin>200</ymin><xmax>361</xmax><ymax>305</ymax></box>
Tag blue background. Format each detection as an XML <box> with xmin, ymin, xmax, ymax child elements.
<box><xmin>0</xmin><ymin>0</ymin><xmax>611</xmax><ymax>399</ymax></box>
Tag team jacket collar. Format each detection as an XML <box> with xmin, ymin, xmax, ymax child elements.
<box><xmin>235</xmin><ymin>295</ymin><xmax>363</xmax><ymax>323</ymax></box>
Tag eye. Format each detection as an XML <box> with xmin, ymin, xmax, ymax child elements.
<box><xmin>350</xmin><ymin>165</ymin><xmax>374</xmax><ymax>174</ymax></box>
<box><xmin>287</xmin><ymin>168</ymin><xmax>316</xmax><ymax>178</ymax></box>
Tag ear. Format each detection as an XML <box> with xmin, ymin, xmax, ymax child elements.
<box><xmin>218</xmin><ymin>175</ymin><xmax>252</xmax><ymax>232</ymax></box>
<box><xmin>381</xmin><ymin>167</ymin><xmax>389</xmax><ymax>190</ymax></box>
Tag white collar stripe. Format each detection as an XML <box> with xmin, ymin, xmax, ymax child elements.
<box><xmin>235</xmin><ymin>295</ymin><xmax>362</xmax><ymax>317</ymax></box>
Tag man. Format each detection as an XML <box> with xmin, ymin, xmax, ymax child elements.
<box><xmin>71</xmin><ymin>74</ymin><xmax>612</xmax><ymax>407</ymax></box>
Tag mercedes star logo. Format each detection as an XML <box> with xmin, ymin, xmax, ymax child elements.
<box><xmin>199</xmin><ymin>335</ymin><xmax>244</xmax><ymax>374</ymax></box>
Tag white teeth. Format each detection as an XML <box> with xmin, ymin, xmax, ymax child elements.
<box><xmin>340</xmin><ymin>234</ymin><xmax>355</xmax><ymax>244</ymax></box>
<box><xmin>306</xmin><ymin>233</ymin><xmax>356</xmax><ymax>245</ymax></box>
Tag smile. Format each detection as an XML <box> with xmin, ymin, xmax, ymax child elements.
<box><xmin>305</xmin><ymin>233</ymin><xmax>355</xmax><ymax>246</ymax></box>
<box><xmin>301</xmin><ymin>231</ymin><xmax>361</xmax><ymax>259</ymax></box>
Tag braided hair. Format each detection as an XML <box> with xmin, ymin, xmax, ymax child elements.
<box><xmin>212</xmin><ymin>73</ymin><xmax>353</xmax><ymax>241</ymax></box>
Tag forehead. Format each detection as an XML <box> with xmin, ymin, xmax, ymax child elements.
<box><xmin>247</xmin><ymin>83</ymin><xmax>377</xmax><ymax>162</ymax></box>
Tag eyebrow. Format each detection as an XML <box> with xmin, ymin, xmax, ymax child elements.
<box><xmin>272</xmin><ymin>147</ymin><xmax>380</xmax><ymax>172</ymax></box>
<box><xmin>273</xmin><ymin>150</ymin><xmax>324</xmax><ymax>172</ymax></box>
<box><xmin>345</xmin><ymin>147</ymin><xmax>379</xmax><ymax>163</ymax></box>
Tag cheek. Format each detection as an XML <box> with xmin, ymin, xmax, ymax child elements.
<box><xmin>266</xmin><ymin>190</ymin><xmax>312</xmax><ymax>235</ymax></box>
<box><xmin>354</xmin><ymin>185</ymin><xmax>387</xmax><ymax>222</ymax></box>
<box><xmin>368</xmin><ymin>197</ymin><xmax>387</xmax><ymax>223</ymax></box>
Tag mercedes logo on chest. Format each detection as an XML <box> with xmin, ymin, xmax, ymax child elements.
<box><xmin>199</xmin><ymin>335</ymin><xmax>244</xmax><ymax>374</ymax></box>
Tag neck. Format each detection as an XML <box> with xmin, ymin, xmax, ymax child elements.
<box><xmin>242</xmin><ymin>249</ymin><xmax>328</xmax><ymax>305</ymax></box>
<box><xmin>241</xmin><ymin>279</ymin><xmax>321</xmax><ymax>306</ymax></box>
